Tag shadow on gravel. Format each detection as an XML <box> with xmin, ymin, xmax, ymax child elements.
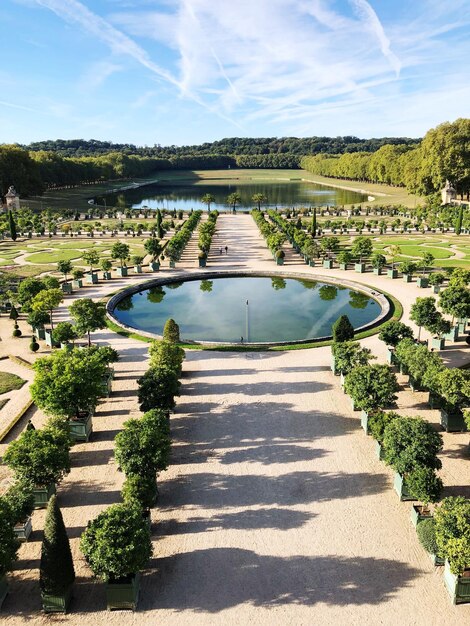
<box><xmin>142</xmin><ymin>549</ymin><xmax>419</xmax><ymax>611</ymax></box>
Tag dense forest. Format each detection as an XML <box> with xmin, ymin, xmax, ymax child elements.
<box><xmin>23</xmin><ymin>136</ymin><xmax>419</xmax><ymax>158</ymax></box>
<box><xmin>1</xmin><ymin>119</ymin><xmax>468</xmax><ymax>200</ymax></box>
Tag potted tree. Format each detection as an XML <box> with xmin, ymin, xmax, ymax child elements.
<box><xmin>337</xmin><ymin>250</ymin><xmax>352</xmax><ymax>270</ymax></box>
<box><xmin>2</xmin><ymin>479</ymin><xmax>35</xmax><ymax>541</ymax></box>
<box><xmin>344</xmin><ymin>364</ymin><xmax>399</xmax><ymax>413</ymax></box>
<box><xmin>101</xmin><ymin>259</ymin><xmax>113</xmax><ymax>280</ymax></box>
<box><xmin>274</xmin><ymin>249</ymin><xmax>285</xmax><ymax>266</ymax></box>
<box><xmin>198</xmin><ymin>250</ymin><xmax>208</xmax><ymax>267</ymax></box>
<box><xmin>400</xmin><ymin>260</ymin><xmax>417</xmax><ymax>283</ymax></box>
<box><xmin>428</xmin><ymin>272</ymin><xmax>445</xmax><ymax>294</ymax></box>
<box><xmin>417</xmin><ymin>252</ymin><xmax>434</xmax><ymax>288</ymax></box>
<box><xmin>382</xmin><ymin>416</ymin><xmax>443</xmax><ymax>501</ymax></box>
<box><xmin>367</xmin><ymin>410</ymin><xmax>399</xmax><ymax>460</ymax></box>
<box><xmin>427</xmin><ymin>313</ymin><xmax>451</xmax><ymax>350</ymax></box>
<box><xmin>3</xmin><ymin>424</ymin><xmax>71</xmax><ymax>508</ymax></box>
<box><xmin>137</xmin><ymin>365</ymin><xmax>180</xmax><ymax>413</ymax></box>
<box><xmin>332</xmin><ymin>314</ymin><xmax>354</xmax><ymax>344</ymax></box>
<box><xmin>57</xmin><ymin>260</ymin><xmax>73</xmax><ymax>294</ymax></box>
<box><xmin>27</xmin><ymin>309</ymin><xmax>49</xmax><ymax>341</ymax></box>
<box><xmin>417</xmin><ymin>518</ymin><xmax>445</xmax><ymax>566</ymax></box>
<box><xmin>410</xmin><ymin>296</ymin><xmax>439</xmax><ymax>342</ymax></box>
<box><xmin>439</xmin><ymin>284</ymin><xmax>470</xmax><ymax>340</ymax></box>
<box><xmin>435</xmin><ymin>497</ymin><xmax>470</xmax><ymax>604</ymax></box>
<box><xmin>378</xmin><ymin>321</ymin><xmax>414</xmax><ymax>364</ymax></box>
<box><xmin>132</xmin><ymin>255</ymin><xmax>144</xmax><ymax>274</ymax></box>
<box><xmin>83</xmin><ymin>250</ymin><xmax>100</xmax><ymax>284</ymax></box>
<box><xmin>351</xmin><ymin>236</ymin><xmax>372</xmax><ymax>273</ymax></box>
<box><xmin>407</xmin><ymin>465</ymin><xmax>443</xmax><ymax>526</ymax></box>
<box><xmin>69</xmin><ymin>298</ymin><xmax>107</xmax><ymax>347</ymax></box>
<box><xmin>371</xmin><ymin>252</ymin><xmax>386</xmax><ymax>275</ymax></box>
<box><xmin>0</xmin><ymin>501</ymin><xmax>20</xmax><ymax>609</ymax></box>
<box><xmin>321</xmin><ymin>237</ymin><xmax>340</xmax><ymax>268</ymax></box>
<box><xmin>111</xmin><ymin>242</ymin><xmax>130</xmax><ymax>277</ymax></box>
<box><xmin>72</xmin><ymin>269</ymin><xmax>84</xmax><ymax>289</ymax></box>
<box><xmin>80</xmin><ymin>503</ymin><xmax>152</xmax><ymax>610</ymax></box>
<box><xmin>386</xmin><ymin>244</ymin><xmax>401</xmax><ymax>278</ymax></box>
<box><xmin>52</xmin><ymin>322</ymin><xmax>77</xmax><ymax>351</ymax></box>
<box><xmin>435</xmin><ymin>368</ymin><xmax>470</xmax><ymax>432</ymax></box>
<box><xmin>32</xmin><ymin>288</ymin><xmax>64</xmax><ymax>347</ymax></box>
<box><xmin>144</xmin><ymin>238</ymin><xmax>162</xmax><ymax>271</ymax></box>
<box><xmin>163</xmin><ymin>318</ymin><xmax>180</xmax><ymax>343</ymax></box>
<box><xmin>331</xmin><ymin>340</ymin><xmax>373</xmax><ymax>382</ymax></box>
<box><xmin>40</xmin><ymin>495</ymin><xmax>75</xmax><ymax>613</ymax></box>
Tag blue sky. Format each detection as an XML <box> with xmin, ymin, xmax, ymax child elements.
<box><xmin>1</xmin><ymin>0</ymin><xmax>470</xmax><ymax>146</ymax></box>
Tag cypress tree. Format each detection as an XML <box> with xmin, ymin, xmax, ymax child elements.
<box><xmin>311</xmin><ymin>208</ymin><xmax>317</xmax><ymax>238</ymax></box>
<box><xmin>8</xmin><ymin>210</ymin><xmax>17</xmax><ymax>242</ymax></box>
<box><xmin>163</xmin><ymin>318</ymin><xmax>180</xmax><ymax>343</ymax></box>
<box><xmin>40</xmin><ymin>495</ymin><xmax>75</xmax><ymax>596</ymax></box>
<box><xmin>156</xmin><ymin>209</ymin><xmax>163</xmax><ymax>239</ymax></box>
<box><xmin>455</xmin><ymin>205</ymin><xmax>463</xmax><ymax>235</ymax></box>
<box><xmin>332</xmin><ymin>315</ymin><xmax>355</xmax><ymax>342</ymax></box>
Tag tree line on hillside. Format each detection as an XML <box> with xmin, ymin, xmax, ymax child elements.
<box><xmin>302</xmin><ymin>118</ymin><xmax>470</xmax><ymax>199</ymax></box>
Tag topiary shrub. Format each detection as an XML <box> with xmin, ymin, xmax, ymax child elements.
<box><xmin>137</xmin><ymin>366</ymin><xmax>180</xmax><ymax>413</ymax></box>
<box><xmin>332</xmin><ymin>315</ymin><xmax>354</xmax><ymax>342</ymax></box>
<box><xmin>121</xmin><ymin>474</ymin><xmax>157</xmax><ymax>510</ymax></box>
<box><xmin>40</xmin><ymin>495</ymin><xmax>75</xmax><ymax>596</ymax></box>
<box><xmin>417</xmin><ymin>518</ymin><xmax>440</xmax><ymax>555</ymax></box>
<box><xmin>406</xmin><ymin>465</ymin><xmax>443</xmax><ymax>505</ymax></box>
<box><xmin>344</xmin><ymin>364</ymin><xmax>399</xmax><ymax>412</ymax></box>
<box><xmin>30</xmin><ymin>338</ymin><xmax>40</xmax><ymax>352</ymax></box>
<box><xmin>163</xmin><ymin>318</ymin><xmax>180</xmax><ymax>343</ymax></box>
<box><xmin>434</xmin><ymin>496</ymin><xmax>470</xmax><ymax>575</ymax></box>
<box><xmin>378</xmin><ymin>321</ymin><xmax>414</xmax><ymax>347</ymax></box>
<box><xmin>331</xmin><ymin>340</ymin><xmax>374</xmax><ymax>375</ymax></box>
<box><xmin>148</xmin><ymin>340</ymin><xmax>185</xmax><ymax>376</ymax></box>
<box><xmin>12</xmin><ymin>323</ymin><xmax>22</xmax><ymax>338</ymax></box>
<box><xmin>80</xmin><ymin>503</ymin><xmax>152</xmax><ymax>581</ymax></box>
<box><xmin>367</xmin><ymin>410</ymin><xmax>399</xmax><ymax>444</ymax></box>
<box><xmin>382</xmin><ymin>416</ymin><xmax>443</xmax><ymax>475</ymax></box>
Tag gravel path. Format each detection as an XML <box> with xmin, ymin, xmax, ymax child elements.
<box><xmin>0</xmin><ymin>214</ymin><xmax>469</xmax><ymax>624</ymax></box>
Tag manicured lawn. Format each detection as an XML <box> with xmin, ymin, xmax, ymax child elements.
<box><xmin>395</xmin><ymin>246</ymin><xmax>454</xmax><ymax>259</ymax></box>
<box><xmin>0</xmin><ymin>372</ymin><xmax>26</xmax><ymax>395</ymax></box>
<box><xmin>25</xmin><ymin>249</ymin><xmax>84</xmax><ymax>264</ymax></box>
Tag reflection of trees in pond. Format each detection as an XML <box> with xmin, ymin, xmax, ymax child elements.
<box><xmin>271</xmin><ymin>277</ymin><xmax>286</xmax><ymax>290</ymax></box>
<box><xmin>200</xmin><ymin>280</ymin><xmax>213</xmax><ymax>293</ymax></box>
<box><xmin>116</xmin><ymin>297</ymin><xmax>134</xmax><ymax>311</ymax></box>
<box><xmin>318</xmin><ymin>285</ymin><xmax>338</xmax><ymax>301</ymax></box>
<box><xmin>147</xmin><ymin>286</ymin><xmax>166</xmax><ymax>303</ymax></box>
<box><xmin>296</xmin><ymin>279</ymin><xmax>317</xmax><ymax>290</ymax></box>
<box><xmin>166</xmin><ymin>281</ymin><xmax>183</xmax><ymax>290</ymax></box>
<box><xmin>349</xmin><ymin>291</ymin><xmax>370</xmax><ymax>310</ymax></box>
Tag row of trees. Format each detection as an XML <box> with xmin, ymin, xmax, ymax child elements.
<box><xmin>301</xmin><ymin>118</ymin><xmax>470</xmax><ymax>198</ymax></box>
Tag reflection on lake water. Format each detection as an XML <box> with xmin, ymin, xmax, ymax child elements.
<box><xmin>113</xmin><ymin>277</ymin><xmax>380</xmax><ymax>343</ymax></box>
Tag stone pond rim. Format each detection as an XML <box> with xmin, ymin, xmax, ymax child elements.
<box><xmin>106</xmin><ymin>270</ymin><xmax>392</xmax><ymax>347</ymax></box>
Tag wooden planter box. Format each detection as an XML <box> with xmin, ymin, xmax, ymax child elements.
<box><xmin>309</xmin><ymin>260</ymin><xmax>316</xmax><ymax>267</ymax></box>
<box><xmin>103</xmin><ymin>271</ymin><xmax>112</xmax><ymax>280</ymax></box>
<box><xmin>402</xmin><ymin>274</ymin><xmax>412</xmax><ymax>283</ymax></box>
<box><xmin>0</xmin><ymin>575</ymin><xmax>8</xmax><ymax>610</ymax></box>
<box><xmin>444</xmin><ymin>561</ymin><xmax>470</xmax><ymax>604</ymax></box>
<box><xmin>44</xmin><ymin>329</ymin><xmax>60</xmax><ymax>348</ymax></box>
<box><xmin>41</xmin><ymin>585</ymin><xmax>73</xmax><ymax>613</ymax></box>
<box><xmin>169</xmin><ymin>260</ymin><xmax>176</xmax><ymax>268</ymax></box>
<box><xmin>431</xmin><ymin>337</ymin><xmax>445</xmax><ymax>350</ymax></box>
<box><xmin>331</xmin><ymin>354</ymin><xmax>339</xmax><ymax>375</ymax></box>
<box><xmin>33</xmin><ymin>483</ymin><xmax>56</xmax><ymax>509</ymax></box>
<box><xmin>61</xmin><ymin>282</ymin><xmax>72</xmax><ymax>294</ymax></box>
<box><xmin>61</xmin><ymin>342</ymin><xmax>73</xmax><ymax>352</ymax></box>
<box><xmin>72</xmin><ymin>279</ymin><xmax>83</xmax><ymax>289</ymax></box>
<box><xmin>444</xmin><ymin>325</ymin><xmax>459</xmax><ymax>342</ymax></box>
<box><xmin>399</xmin><ymin>363</ymin><xmax>409</xmax><ymax>375</ymax></box>
<box><xmin>387</xmin><ymin>269</ymin><xmax>398</xmax><ymax>279</ymax></box>
<box><xmin>149</xmin><ymin>261</ymin><xmax>160</xmax><ymax>272</ymax></box>
<box><xmin>410</xmin><ymin>504</ymin><xmax>432</xmax><ymax>527</ymax></box>
<box><xmin>417</xmin><ymin>277</ymin><xmax>429</xmax><ymax>288</ymax></box>
<box><xmin>86</xmin><ymin>273</ymin><xmax>99</xmax><ymax>284</ymax></box>
<box><xmin>360</xmin><ymin>411</ymin><xmax>369</xmax><ymax>433</ymax></box>
<box><xmin>134</xmin><ymin>265</ymin><xmax>143</xmax><ymax>274</ymax></box>
<box><xmin>386</xmin><ymin>347</ymin><xmax>396</xmax><ymax>365</ymax></box>
<box><xmin>33</xmin><ymin>326</ymin><xmax>46</xmax><ymax>340</ymax></box>
<box><xmin>14</xmin><ymin>516</ymin><xmax>33</xmax><ymax>541</ymax></box>
<box><xmin>375</xmin><ymin>440</ymin><xmax>385</xmax><ymax>460</ymax></box>
<box><xmin>350</xmin><ymin>397</ymin><xmax>359</xmax><ymax>412</ymax></box>
<box><xmin>100</xmin><ymin>369</ymin><xmax>114</xmax><ymax>397</ymax></box>
<box><xmin>409</xmin><ymin>376</ymin><xmax>424</xmax><ymax>392</ymax></box>
<box><xmin>373</xmin><ymin>268</ymin><xmax>382</xmax><ymax>275</ymax></box>
<box><xmin>432</xmin><ymin>285</ymin><xmax>441</xmax><ymax>294</ymax></box>
<box><xmin>428</xmin><ymin>391</ymin><xmax>443</xmax><ymax>409</ymax></box>
<box><xmin>458</xmin><ymin>320</ymin><xmax>466</xmax><ymax>334</ymax></box>
<box><xmin>393</xmin><ymin>472</ymin><xmax>415</xmax><ymax>501</ymax></box>
<box><xmin>429</xmin><ymin>552</ymin><xmax>445</xmax><ymax>566</ymax></box>
<box><xmin>323</xmin><ymin>259</ymin><xmax>333</xmax><ymax>269</ymax></box>
<box><xmin>440</xmin><ymin>408</ymin><xmax>467</xmax><ymax>433</ymax></box>
<box><xmin>354</xmin><ymin>263</ymin><xmax>365</xmax><ymax>273</ymax></box>
<box><xmin>339</xmin><ymin>263</ymin><xmax>348</xmax><ymax>270</ymax></box>
<box><xmin>275</xmin><ymin>257</ymin><xmax>284</xmax><ymax>265</ymax></box>
<box><xmin>68</xmin><ymin>412</ymin><xmax>93</xmax><ymax>443</ymax></box>
<box><xmin>116</xmin><ymin>267</ymin><xmax>128</xmax><ymax>277</ymax></box>
<box><xmin>340</xmin><ymin>372</ymin><xmax>346</xmax><ymax>388</ymax></box>
<box><xmin>106</xmin><ymin>573</ymin><xmax>140</xmax><ymax>611</ymax></box>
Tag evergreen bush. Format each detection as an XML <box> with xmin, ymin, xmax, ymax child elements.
<box><xmin>40</xmin><ymin>495</ymin><xmax>75</xmax><ymax>595</ymax></box>
<box><xmin>332</xmin><ymin>315</ymin><xmax>354</xmax><ymax>342</ymax></box>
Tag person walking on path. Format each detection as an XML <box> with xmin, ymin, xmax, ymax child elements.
<box><xmin>225</xmin><ymin>246</ymin><xmax>228</xmax><ymax>254</ymax></box>
<box><xmin>220</xmin><ymin>248</ymin><xmax>223</xmax><ymax>255</ymax></box>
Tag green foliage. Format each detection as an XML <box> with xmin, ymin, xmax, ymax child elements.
<box><xmin>448</xmin><ymin>268</ymin><xmax>470</xmax><ymax>287</ymax></box>
<box><xmin>8</xmin><ymin>210</ymin><xmax>17</xmax><ymax>241</ymax></box>
<box><xmin>337</xmin><ymin>250</ymin><xmax>353</xmax><ymax>265</ymax></box>
<box><xmin>439</xmin><ymin>285</ymin><xmax>470</xmax><ymax>321</ymax></box>
<box><xmin>399</xmin><ymin>260</ymin><xmax>417</xmax><ymax>275</ymax></box>
<box><xmin>111</xmin><ymin>242</ymin><xmax>130</xmax><ymax>267</ymax></box>
<box><xmin>40</xmin><ymin>495</ymin><xmax>75</xmax><ymax>595</ymax></box>
<box><xmin>148</xmin><ymin>340</ymin><xmax>185</xmax><ymax>376</ymax></box>
<box><xmin>57</xmin><ymin>259</ymin><xmax>73</xmax><ymax>280</ymax></box>
<box><xmin>17</xmin><ymin>277</ymin><xmax>47</xmax><ymax>312</ymax></box>
<box><xmin>80</xmin><ymin>503</ymin><xmax>152</xmax><ymax>581</ymax></box>
<box><xmin>367</xmin><ymin>410</ymin><xmax>399</xmax><ymax>444</ymax></box>
<box><xmin>434</xmin><ymin>368</ymin><xmax>470</xmax><ymax>409</ymax></box>
<box><xmin>137</xmin><ymin>366</ymin><xmax>180</xmax><ymax>412</ymax></box>
<box><xmin>434</xmin><ymin>497</ymin><xmax>470</xmax><ymax>575</ymax></box>
<box><xmin>410</xmin><ymin>297</ymin><xmax>439</xmax><ymax>340</ymax></box>
<box><xmin>371</xmin><ymin>252</ymin><xmax>386</xmax><ymax>269</ymax></box>
<box><xmin>0</xmin><ymin>371</ymin><xmax>26</xmax><ymax>395</ymax></box>
<box><xmin>3</xmin><ymin>424</ymin><xmax>71</xmax><ymax>486</ymax></box>
<box><xmin>52</xmin><ymin>321</ymin><xmax>77</xmax><ymax>345</ymax></box>
<box><xmin>121</xmin><ymin>474</ymin><xmax>157</xmax><ymax>510</ymax></box>
<box><xmin>455</xmin><ymin>205</ymin><xmax>464</xmax><ymax>235</ymax></box>
<box><xmin>100</xmin><ymin>259</ymin><xmax>112</xmax><ymax>272</ymax></box>
<box><xmin>27</xmin><ymin>309</ymin><xmax>50</xmax><ymax>328</ymax></box>
<box><xmin>201</xmin><ymin>193</ymin><xmax>216</xmax><ymax>211</ymax></box>
<box><xmin>382</xmin><ymin>416</ymin><xmax>443</xmax><ymax>475</ymax></box>
<box><xmin>351</xmin><ymin>236</ymin><xmax>373</xmax><ymax>262</ymax></box>
<box><xmin>332</xmin><ymin>315</ymin><xmax>354</xmax><ymax>342</ymax></box>
<box><xmin>417</xmin><ymin>518</ymin><xmax>440</xmax><ymax>555</ymax></box>
<box><xmin>1</xmin><ymin>479</ymin><xmax>34</xmax><ymax>523</ymax></box>
<box><xmin>144</xmin><ymin>238</ymin><xmax>162</xmax><ymax>260</ymax></box>
<box><xmin>69</xmin><ymin>298</ymin><xmax>107</xmax><ymax>345</ymax></box>
<box><xmin>344</xmin><ymin>364</ymin><xmax>399</xmax><ymax>411</ymax></box>
<box><xmin>428</xmin><ymin>272</ymin><xmax>445</xmax><ymax>286</ymax></box>
<box><xmin>163</xmin><ymin>318</ymin><xmax>180</xmax><ymax>343</ymax></box>
<box><xmin>82</xmin><ymin>250</ymin><xmax>100</xmax><ymax>272</ymax></box>
<box><xmin>31</xmin><ymin>288</ymin><xmax>63</xmax><ymax>329</ymax></box>
<box><xmin>0</xmin><ymin>499</ymin><xmax>19</xmax><ymax>577</ymax></box>
<box><xmin>30</xmin><ymin>348</ymin><xmax>108</xmax><ymax>419</ymax></box>
<box><xmin>406</xmin><ymin>466</ymin><xmax>443</xmax><ymax>505</ymax></box>
<box><xmin>378</xmin><ymin>321</ymin><xmax>414</xmax><ymax>347</ymax></box>
<box><xmin>331</xmin><ymin>341</ymin><xmax>373</xmax><ymax>375</ymax></box>
<box><xmin>227</xmin><ymin>192</ymin><xmax>241</xmax><ymax>209</ymax></box>
<box><xmin>72</xmin><ymin>269</ymin><xmax>84</xmax><ymax>280</ymax></box>
<box><xmin>394</xmin><ymin>339</ymin><xmax>444</xmax><ymax>386</ymax></box>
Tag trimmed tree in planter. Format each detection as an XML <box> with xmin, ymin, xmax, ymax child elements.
<box><xmin>417</xmin><ymin>252</ymin><xmax>434</xmax><ymax>287</ymax></box>
<box><xmin>434</xmin><ymin>497</ymin><xmax>470</xmax><ymax>603</ymax></box>
<box><xmin>52</xmin><ymin>322</ymin><xmax>77</xmax><ymax>350</ymax></box>
<box><xmin>426</xmin><ymin>312</ymin><xmax>451</xmax><ymax>350</ymax></box>
<box><xmin>337</xmin><ymin>250</ymin><xmax>353</xmax><ymax>270</ymax></box>
<box><xmin>434</xmin><ymin>368</ymin><xmax>470</xmax><ymax>432</ymax></box>
<box><xmin>69</xmin><ymin>298</ymin><xmax>107</xmax><ymax>347</ymax></box>
<box><xmin>100</xmin><ymin>259</ymin><xmax>113</xmax><ymax>280</ymax></box>
<box><xmin>382</xmin><ymin>416</ymin><xmax>443</xmax><ymax>500</ymax></box>
<box><xmin>367</xmin><ymin>410</ymin><xmax>399</xmax><ymax>459</ymax></box>
<box><xmin>417</xmin><ymin>518</ymin><xmax>445</xmax><ymax>565</ymax></box>
<box><xmin>32</xmin><ymin>288</ymin><xmax>63</xmax><ymax>332</ymax></box>
<box><xmin>399</xmin><ymin>260</ymin><xmax>417</xmax><ymax>283</ymax></box>
<box><xmin>111</xmin><ymin>242</ymin><xmax>130</xmax><ymax>276</ymax></box>
<box><xmin>331</xmin><ymin>340</ymin><xmax>373</xmax><ymax>378</ymax></box>
<box><xmin>83</xmin><ymin>250</ymin><xmax>100</xmax><ymax>283</ymax></box>
<box><xmin>163</xmin><ymin>318</ymin><xmax>180</xmax><ymax>343</ymax></box>
<box><xmin>72</xmin><ymin>269</ymin><xmax>84</xmax><ymax>288</ymax></box>
<box><xmin>410</xmin><ymin>296</ymin><xmax>439</xmax><ymax>341</ymax></box>
<box><xmin>27</xmin><ymin>309</ymin><xmax>50</xmax><ymax>340</ymax></box>
<box><xmin>144</xmin><ymin>238</ymin><xmax>162</xmax><ymax>271</ymax></box>
<box><xmin>344</xmin><ymin>364</ymin><xmax>399</xmax><ymax>412</ymax></box>
<box><xmin>137</xmin><ymin>366</ymin><xmax>180</xmax><ymax>413</ymax></box>
<box><xmin>149</xmin><ymin>340</ymin><xmax>185</xmax><ymax>377</ymax></box>
<box><xmin>80</xmin><ymin>503</ymin><xmax>152</xmax><ymax>611</ymax></box>
<box><xmin>371</xmin><ymin>252</ymin><xmax>386</xmax><ymax>275</ymax></box>
<box><xmin>0</xmin><ymin>500</ymin><xmax>20</xmax><ymax>608</ymax></box>
<box><xmin>3</xmin><ymin>424</ymin><xmax>71</xmax><ymax>508</ymax></box>
<box><xmin>332</xmin><ymin>315</ymin><xmax>354</xmax><ymax>343</ymax></box>
<box><xmin>439</xmin><ymin>285</ymin><xmax>470</xmax><ymax>331</ymax></box>
<box><xmin>379</xmin><ymin>321</ymin><xmax>414</xmax><ymax>347</ymax></box>
<box><xmin>407</xmin><ymin>465</ymin><xmax>443</xmax><ymax>525</ymax></box>
<box><xmin>40</xmin><ymin>495</ymin><xmax>75</xmax><ymax>613</ymax></box>
<box><xmin>428</xmin><ymin>272</ymin><xmax>445</xmax><ymax>294</ymax></box>
<box><xmin>57</xmin><ymin>260</ymin><xmax>73</xmax><ymax>293</ymax></box>
<box><xmin>386</xmin><ymin>244</ymin><xmax>401</xmax><ymax>278</ymax></box>
<box><xmin>351</xmin><ymin>236</ymin><xmax>372</xmax><ymax>272</ymax></box>
<box><xmin>2</xmin><ymin>479</ymin><xmax>35</xmax><ymax>541</ymax></box>
<box><xmin>17</xmin><ymin>277</ymin><xmax>47</xmax><ymax>313</ymax></box>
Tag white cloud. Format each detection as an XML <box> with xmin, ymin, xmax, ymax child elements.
<box><xmin>78</xmin><ymin>60</ymin><xmax>122</xmax><ymax>90</ymax></box>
